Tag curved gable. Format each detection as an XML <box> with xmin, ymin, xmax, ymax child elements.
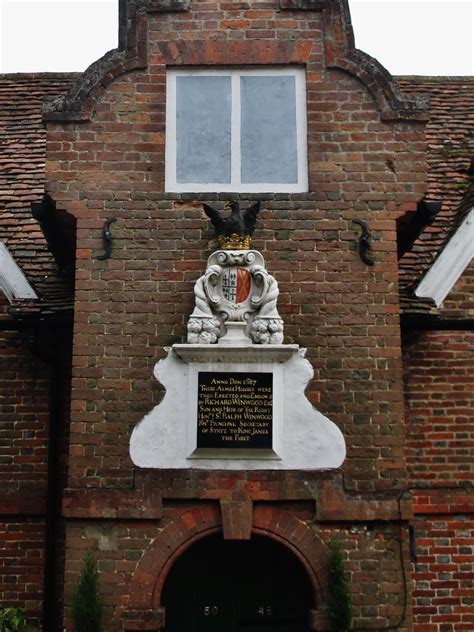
<box><xmin>44</xmin><ymin>0</ymin><xmax>428</xmax><ymax>125</ymax></box>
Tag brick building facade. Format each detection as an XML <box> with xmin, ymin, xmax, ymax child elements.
<box><xmin>0</xmin><ymin>1</ymin><xmax>472</xmax><ymax>631</ymax></box>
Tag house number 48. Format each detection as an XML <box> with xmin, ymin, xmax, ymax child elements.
<box><xmin>258</xmin><ymin>606</ymin><xmax>272</xmax><ymax>616</ymax></box>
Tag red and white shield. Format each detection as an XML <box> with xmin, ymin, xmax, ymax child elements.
<box><xmin>221</xmin><ymin>268</ymin><xmax>251</xmax><ymax>304</ymax></box>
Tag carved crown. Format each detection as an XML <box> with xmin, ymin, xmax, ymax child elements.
<box><xmin>203</xmin><ymin>201</ymin><xmax>260</xmax><ymax>251</ymax></box>
<box><xmin>218</xmin><ymin>233</ymin><xmax>253</xmax><ymax>250</ymax></box>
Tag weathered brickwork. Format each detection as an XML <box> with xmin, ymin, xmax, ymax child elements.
<box><xmin>3</xmin><ymin>1</ymin><xmax>473</xmax><ymax>631</ymax></box>
<box><xmin>38</xmin><ymin>1</ymin><xmax>432</xmax><ymax>629</ymax></box>
<box><xmin>404</xmin><ymin>331</ymin><xmax>474</xmax><ymax>487</ymax></box>
<box><xmin>403</xmin><ymin>330</ymin><xmax>473</xmax><ymax>632</ymax></box>
<box><xmin>319</xmin><ymin>524</ymin><xmax>413</xmax><ymax>632</ymax></box>
<box><xmin>411</xmin><ymin>515</ymin><xmax>474</xmax><ymax>632</ymax></box>
<box><xmin>0</xmin><ymin>331</ymin><xmax>48</xmax><ymax>620</ymax></box>
<box><xmin>0</xmin><ymin>520</ymin><xmax>45</xmax><ymax>624</ymax></box>
<box><xmin>0</xmin><ymin>331</ymin><xmax>49</xmax><ymax>492</ymax></box>
<box><xmin>61</xmin><ymin>506</ymin><xmax>412</xmax><ymax>632</ymax></box>
<box><xmin>61</xmin><ymin>201</ymin><xmax>412</xmax><ymax>492</ymax></box>
<box><xmin>0</xmin><ymin>71</ymin><xmax>75</xmax><ymax>625</ymax></box>
<box><xmin>45</xmin><ymin>9</ymin><xmax>427</xmax><ymax>494</ymax></box>
<box><xmin>439</xmin><ymin>259</ymin><xmax>474</xmax><ymax>321</ymax></box>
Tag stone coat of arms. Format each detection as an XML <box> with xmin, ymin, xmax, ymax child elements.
<box><xmin>187</xmin><ymin>202</ymin><xmax>284</xmax><ymax>345</ymax></box>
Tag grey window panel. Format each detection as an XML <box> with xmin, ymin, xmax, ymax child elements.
<box><xmin>240</xmin><ymin>76</ymin><xmax>298</xmax><ymax>184</ymax></box>
<box><xmin>176</xmin><ymin>76</ymin><xmax>232</xmax><ymax>184</ymax></box>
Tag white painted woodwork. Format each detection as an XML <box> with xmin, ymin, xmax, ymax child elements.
<box><xmin>415</xmin><ymin>208</ymin><xmax>474</xmax><ymax>307</ymax></box>
<box><xmin>165</xmin><ymin>67</ymin><xmax>308</xmax><ymax>193</ymax></box>
<box><xmin>0</xmin><ymin>242</ymin><xmax>38</xmax><ymax>302</ymax></box>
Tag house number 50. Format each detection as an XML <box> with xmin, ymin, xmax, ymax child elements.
<box><xmin>203</xmin><ymin>606</ymin><xmax>219</xmax><ymax>616</ymax></box>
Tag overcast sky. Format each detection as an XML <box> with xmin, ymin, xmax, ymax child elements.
<box><xmin>0</xmin><ymin>0</ymin><xmax>472</xmax><ymax>76</ymax></box>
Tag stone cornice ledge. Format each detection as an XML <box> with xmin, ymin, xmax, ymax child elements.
<box><xmin>0</xmin><ymin>491</ymin><xmax>46</xmax><ymax>516</ymax></box>
<box><xmin>123</xmin><ymin>609</ymin><xmax>165</xmax><ymax>631</ymax></box>
<box><xmin>140</xmin><ymin>0</ymin><xmax>190</xmax><ymax>11</ymax></box>
<box><xmin>172</xmin><ymin>343</ymin><xmax>300</xmax><ymax>363</ymax></box>
<box><xmin>62</xmin><ymin>484</ymin><xmax>162</xmax><ymax>519</ymax></box>
<box><xmin>280</xmin><ymin>0</ymin><xmax>330</xmax><ymax>9</ymax></box>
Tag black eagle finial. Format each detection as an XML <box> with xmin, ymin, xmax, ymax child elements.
<box><xmin>203</xmin><ymin>204</ymin><xmax>226</xmax><ymax>236</ymax></box>
<box><xmin>203</xmin><ymin>201</ymin><xmax>261</xmax><ymax>249</ymax></box>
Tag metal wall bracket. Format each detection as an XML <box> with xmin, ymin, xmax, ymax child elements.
<box><xmin>97</xmin><ymin>218</ymin><xmax>116</xmax><ymax>261</ymax></box>
<box><xmin>353</xmin><ymin>219</ymin><xmax>375</xmax><ymax>266</ymax></box>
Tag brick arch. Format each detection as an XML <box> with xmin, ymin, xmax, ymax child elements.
<box><xmin>252</xmin><ymin>505</ymin><xmax>329</xmax><ymax>603</ymax></box>
<box><xmin>125</xmin><ymin>504</ymin><xmax>329</xmax><ymax>630</ymax></box>
<box><xmin>128</xmin><ymin>504</ymin><xmax>222</xmax><ymax>611</ymax></box>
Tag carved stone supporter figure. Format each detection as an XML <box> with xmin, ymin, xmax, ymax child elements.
<box><xmin>248</xmin><ymin>264</ymin><xmax>284</xmax><ymax>344</ymax></box>
<box><xmin>187</xmin><ymin>264</ymin><xmax>222</xmax><ymax>344</ymax></box>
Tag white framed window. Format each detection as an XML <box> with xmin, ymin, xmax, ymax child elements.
<box><xmin>165</xmin><ymin>67</ymin><xmax>308</xmax><ymax>193</ymax></box>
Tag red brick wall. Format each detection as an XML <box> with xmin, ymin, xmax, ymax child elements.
<box><xmin>404</xmin><ymin>331</ymin><xmax>474</xmax><ymax>487</ymax></box>
<box><xmin>43</xmin><ymin>1</ymin><xmax>429</xmax><ymax>629</ymax></box>
<box><xmin>412</xmin><ymin>514</ymin><xmax>474</xmax><ymax>632</ymax></box>
<box><xmin>0</xmin><ymin>331</ymin><xmax>49</xmax><ymax>492</ymax></box>
<box><xmin>438</xmin><ymin>260</ymin><xmax>474</xmax><ymax>320</ymax></box>
<box><xmin>62</xmin><ymin>508</ymin><xmax>413</xmax><ymax>632</ymax></box>
<box><xmin>59</xmin><ymin>199</ymin><xmax>413</xmax><ymax>493</ymax></box>
<box><xmin>318</xmin><ymin>524</ymin><xmax>413</xmax><ymax>632</ymax></box>
<box><xmin>404</xmin><ymin>330</ymin><xmax>474</xmax><ymax>632</ymax></box>
<box><xmin>0</xmin><ymin>329</ymin><xmax>50</xmax><ymax>622</ymax></box>
<box><xmin>45</xmin><ymin>17</ymin><xmax>427</xmax><ymax>494</ymax></box>
<box><xmin>0</xmin><ymin>520</ymin><xmax>45</xmax><ymax>624</ymax></box>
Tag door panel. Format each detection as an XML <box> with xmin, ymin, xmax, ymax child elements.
<box><xmin>162</xmin><ymin>535</ymin><xmax>312</xmax><ymax>632</ymax></box>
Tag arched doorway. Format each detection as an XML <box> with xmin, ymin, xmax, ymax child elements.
<box><xmin>161</xmin><ymin>533</ymin><xmax>313</xmax><ymax>632</ymax></box>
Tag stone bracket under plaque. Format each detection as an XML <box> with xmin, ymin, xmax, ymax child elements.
<box><xmin>130</xmin><ymin>343</ymin><xmax>346</xmax><ymax>471</ymax></box>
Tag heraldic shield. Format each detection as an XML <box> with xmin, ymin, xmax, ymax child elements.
<box><xmin>222</xmin><ymin>267</ymin><xmax>252</xmax><ymax>304</ymax></box>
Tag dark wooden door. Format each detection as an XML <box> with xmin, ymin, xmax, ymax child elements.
<box><xmin>162</xmin><ymin>534</ymin><xmax>312</xmax><ymax>632</ymax></box>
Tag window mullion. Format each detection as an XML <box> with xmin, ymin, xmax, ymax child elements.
<box><xmin>165</xmin><ymin>72</ymin><xmax>177</xmax><ymax>190</ymax></box>
<box><xmin>231</xmin><ymin>73</ymin><xmax>241</xmax><ymax>188</ymax></box>
<box><xmin>295</xmin><ymin>71</ymin><xmax>308</xmax><ymax>192</ymax></box>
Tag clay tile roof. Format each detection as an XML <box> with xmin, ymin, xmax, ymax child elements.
<box><xmin>396</xmin><ymin>76</ymin><xmax>474</xmax><ymax>316</ymax></box>
<box><xmin>0</xmin><ymin>73</ymin><xmax>78</xmax><ymax>318</ymax></box>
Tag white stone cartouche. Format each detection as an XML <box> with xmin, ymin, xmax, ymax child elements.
<box><xmin>187</xmin><ymin>249</ymin><xmax>284</xmax><ymax>345</ymax></box>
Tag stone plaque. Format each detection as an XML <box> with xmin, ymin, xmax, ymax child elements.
<box><xmin>197</xmin><ymin>372</ymin><xmax>273</xmax><ymax>449</ymax></box>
